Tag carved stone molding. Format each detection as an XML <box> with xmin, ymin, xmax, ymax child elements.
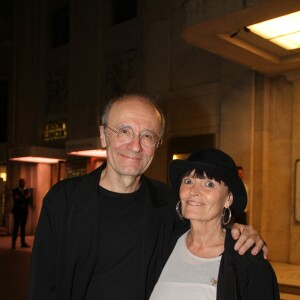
<box><xmin>45</xmin><ymin>69</ymin><xmax>69</xmax><ymax>123</ymax></box>
<box><xmin>105</xmin><ymin>48</ymin><xmax>139</xmax><ymax>99</ymax></box>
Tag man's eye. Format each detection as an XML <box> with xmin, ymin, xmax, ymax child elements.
<box><xmin>119</xmin><ymin>127</ymin><xmax>131</xmax><ymax>135</ymax></box>
<box><xmin>143</xmin><ymin>132</ymin><xmax>155</xmax><ymax>140</ymax></box>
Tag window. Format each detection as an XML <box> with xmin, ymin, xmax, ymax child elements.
<box><xmin>52</xmin><ymin>5</ymin><xmax>70</xmax><ymax>47</ymax></box>
<box><xmin>111</xmin><ymin>0</ymin><xmax>137</xmax><ymax>25</ymax></box>
<box><xmin>0</xmin><ymin>81</ymin><xmax>8</xmax><ymax>142</ymax></box>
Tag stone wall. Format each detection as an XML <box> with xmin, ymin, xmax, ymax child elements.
<box><xmin>6</xmin><ymin>0</ymin><xmax>300</xmax><ymax>264</ymax></box>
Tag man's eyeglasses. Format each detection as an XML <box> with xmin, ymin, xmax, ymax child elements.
<box><xmin>106</xmin><ymin>125</ymin><xmax>162</xmax><ymax>148</ymax></box>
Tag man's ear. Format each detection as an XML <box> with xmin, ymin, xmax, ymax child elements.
<box><xmin>99</xmin><ymin>125</ymin><xmax>107</xmax><ymax>148</ymax></box>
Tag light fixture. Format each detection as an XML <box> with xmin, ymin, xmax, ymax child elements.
<box><xmin>0</xmin><ymin>173</ymin><xmax>7</xmax><ymax>181</ymax></box>
<box><xmin>66</xmin><ymin>137</ymin><xmax>107</xmax><ymax>158</ymax></box>
<box><xmin>8</xmin><ymin>146</ymin><xmax>66</xmax><ymax>164</ymax></box>
<box><xmin>248</xmin><ymin>11</ymin><xmax>300</xmax><ymax>50</ymax></box>
<box><xmin>9</xmin><ymin>157</ymin><xmax>63</xmax><ymax>164</ymax></box>
<box><xmin>68</xmin><ymin>149</ymin><xmax>107</xmax><ymax>158</ymax></box>
<box><xmin>172</xmin><ymin>154</ymin><xmax>190</xmax><ymax>160</ymax></box>
<box><xmin>0</xmin><ymin>165</ymin><xmax>7</xmax><ymax>181</ymax></box>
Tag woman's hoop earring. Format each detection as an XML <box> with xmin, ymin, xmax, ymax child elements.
<box><xmin>176</xmin><ymin>201</ymin><xmax>184</xmax><ymax>220</ymax></box>
<box><xmin>222</xmin><ymin>207</ymin><xmax>232</xmax><ymax>226</ymax></box>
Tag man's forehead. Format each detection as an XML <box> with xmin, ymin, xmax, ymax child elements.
<box><xmin>112</xmin><ymin>97</ymin><xmax>153</xmax><ymax>108</ymax></box>
<box><xmin>110</xmin><ymin>99</ymin><xmax>158</xmax><ymax>118</ymax></box>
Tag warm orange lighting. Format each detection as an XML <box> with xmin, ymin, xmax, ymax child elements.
<box><xmin>68</xmin><ymin>149</ymin><xmax>107</xmax><ymax>158</ymax></box>
<box><xmin>172</xmin><ymin>153</ymin><xmax>190</xmax><ymax>160</ymax></box>
<box><xmin>9</xmin><ymin>156</ymin><xmax>64</xmax><ymax>164</ymax></box>
<box><xmin>0</xmin><ymin>172</ymin><xmax>7</xmax><ymax>181</ymax></box>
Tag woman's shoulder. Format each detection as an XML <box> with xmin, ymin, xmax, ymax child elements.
<box><xmin>224</xmin><ymin>227</ymin><xmax>269</xmax><ymax>270</ymax></box>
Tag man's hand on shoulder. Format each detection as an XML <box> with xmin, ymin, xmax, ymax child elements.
<box><xmin>231</xmin><ymin>223</ymin><xmax>268</xmax><ymax>259</ymax></box>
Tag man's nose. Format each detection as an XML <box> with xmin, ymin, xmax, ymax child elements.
<box><xmin>127</xmin><ymin>134</ymin><xmax>143</xmax><ymax>151</ymax></box>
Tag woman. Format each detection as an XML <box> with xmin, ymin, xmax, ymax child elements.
<box><xmin>150</xmin><ymin>148</ymin><xmax>279</xmax><ymax>300</ymax></box>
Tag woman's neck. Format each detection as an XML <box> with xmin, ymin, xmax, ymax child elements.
<box><xmin>186</xmin><ymin>222</ymin><xmax>226</xmax><ymax>258</ymax></box>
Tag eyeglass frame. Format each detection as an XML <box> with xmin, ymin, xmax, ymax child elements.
<box><xmin>105</xmin><ymin>125</ymin><xmax>163</xmax><ymax>148</ymax></box>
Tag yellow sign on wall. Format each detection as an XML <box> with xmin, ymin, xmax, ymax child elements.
<box><xmin>43</xmin><ymin>122</ymin><xmax>67</xmax><ymax>141</ymax></box>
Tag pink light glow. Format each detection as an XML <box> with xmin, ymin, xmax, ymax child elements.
<box><xmin>68</xmin><ymin>149</ymin><xmax>107</xmax><ymax>158</ymax></box>
<box><xmin>9</xmin><ymin>157</ymin><xmax>65</xmax><ymax>164</ymax></box>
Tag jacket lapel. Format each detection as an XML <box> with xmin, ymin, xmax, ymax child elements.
<box><xmin>141</xmin><ymin>178</ymin><xmax>164</xmax><ymax>285</ymax></box>
<box><xmin>63</xmin><ymin>165</ymin><xmax>104</xmax><ymax>299</ymax></box>
<box><xmin>217</xmin><ymin>228</ymin><xmax>251</xmax><ymax>300</ymax></box>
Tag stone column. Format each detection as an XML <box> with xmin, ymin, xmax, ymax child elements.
<box><xmin>284</xmin><ymin>70</ymin><xmax>300</xmax><ymax>264</ymax></box>
<box><xmin>68</xmin><ymin>0</ymin><xmax>104</xmax><ymax>140</ymax></box>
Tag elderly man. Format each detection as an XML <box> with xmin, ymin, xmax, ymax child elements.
<box><xmin>28</xmin><ymin>94</ymin><xmax>265</xmax><ymax>300</ymax></box>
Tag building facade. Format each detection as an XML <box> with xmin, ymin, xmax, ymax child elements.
<box><xmin>0</xmin><ymin>0</ymin><xmax>300</xmax><ymax>265</ymax></box>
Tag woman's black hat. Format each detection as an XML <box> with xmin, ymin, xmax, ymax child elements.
<box><xmin>169</xmin><ymin>148</ymin><xmax>247</xmax><ymax>217</ymax></box>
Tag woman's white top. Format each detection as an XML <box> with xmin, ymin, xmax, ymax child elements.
<box><xmin>150</xmin><ymin>231</ymin><xmax>221</xmax><ymax>300</ymax></box>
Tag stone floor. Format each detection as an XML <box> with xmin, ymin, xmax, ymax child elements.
<box><xmin>272</xmin><ymin>262</ymin><xmax>300</xmax><ymax>299</ymax></box>
<box><xmin>0</xmin><ymin>235</ymin><xmax>34</xmax><ymax>300</ymax></box>
<box><xmin>0</xmin><ymin>235</ymin><xmax>299</xmax><ymax>299</ymax></box>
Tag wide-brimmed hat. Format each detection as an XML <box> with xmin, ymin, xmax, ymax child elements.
<box><xmin>169</xmin><ymin>148</ymin><xmax>247</xmax><ymax>217</ymax></box>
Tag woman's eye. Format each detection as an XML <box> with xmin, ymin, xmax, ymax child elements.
<box><xmin>183</xmin><ymin>178</ymin><xmax>193</xmax><ymax>184</ymax></box>
<box><xmin>205</xmin><ymin>181</ymin><xmax>215</xmax><ymax>187</ymax></box>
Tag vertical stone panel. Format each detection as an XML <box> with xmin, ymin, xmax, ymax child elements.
<box><xmin>266</xmin><ymin>77</ymin><xmax>292</xmax><ymax>261</ymax></box>
<box><xmin>13</xmin><ymin>0</ymin><xmax>43</xmax><ymax>145</ymax></box>
<box><xmin>285</xmin><ymin>70</ymin><xmax>300</xmax><ymax>264</ymax></box>
<box><xmin>68</xmin><ymin>0</ymin><xmax>103</xmax><ymax>139</ymax></box>
<box><xmin>32</xmin><ymin>163</ymin><xmax>52</xmax><ymax>233</ymax></box>
<box><xmin>219</xmin><ymin>69</ymin><xmax>254</xmax><ymax>223</ymax></box>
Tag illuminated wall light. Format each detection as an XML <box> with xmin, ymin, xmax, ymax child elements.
<box><xmin>248</xmin><ymin>11</ymin><xmax>300</xmax><ymax>50</ymax></box>
<box><xmin>8</xmin><ymin>146</ymin><xmax>67</xmax><ymax>164</ymax></box>
<box><xmin>9</xmin><ymin>157</ymin><xmax>65</xmax><ymax>164</ymax></box>
<box><xmin>66</xmin><ymin>137</ymin><xmax>106</xmax><ymax>158</ymax></box>
<box><xmin>0</xmin><ymin>172</ymin><xmax>7</xmax><ymax>181</ymax></box>
<box><xmin>271</xmin><ymin>32</ymin><xmax>300</xmax><ymax>50</ymax></box>
<box><xmin>68</xmin><ymin>149</ymin><xmax>107</xmax><ymax>158</ymax></box>
<box><xmin>172</xmin><ymin>154</ymin><xmax>190</xmax><ymax>160</ymax></box>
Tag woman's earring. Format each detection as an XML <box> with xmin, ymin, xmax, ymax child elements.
<box><xmin>222</xmin><ymin>207</ymin><xmax>232</xmax><ymax>226</ymax></box>
<box><xmin>176</xmin><ymin>201</ymin><xmax>184</xmax><ymax>220</ymax></box>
